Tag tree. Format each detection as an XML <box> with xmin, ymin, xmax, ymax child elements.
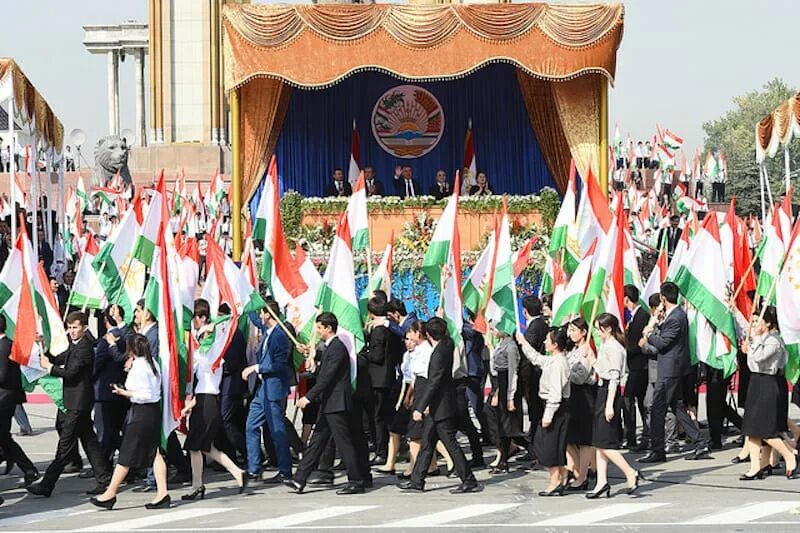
<box><xmin>702</xmin><ymin>78</ymin><xmax>799</xmax><ymax>216</ymax></box>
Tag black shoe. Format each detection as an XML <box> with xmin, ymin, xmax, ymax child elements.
<box><xmin>246</xmin><ymin>472</ymin><xmax>261</xmax><ymax>482</ymax></box>
<box><xmin>181</xmin><ymin>486</ymin><xmax>206</xmax><ymax>500</ymax></box>
<box><xmin>446</xmin><ymin>466</ymin><xmax>457</xmax><ymax>478</ymax></box>
<box><xmin>264</xmin><ymin>473</ymin><xmax>291</xmax><ymax>485</ymax></box>
<box><xmin>685</xmin><ymin>447</ymin><xmax>712</xmax><ymax>461</ymax></box>
<box><xmin>374</xmin><ymin>467</ymin><xmax>395</xmax><ymax>475</ymax></box>
<box><xmin>307</xmin><ymin>473</ymin><xmax>334</xmax><ymax>486</ymax></box>
<box><xmin>450</xmin><ymin>481</ymin><xmax>483</xmax><ymax>494</ymax></box>
<box><xmin>285</xmin><ymin>479</ymin><xmax>305</xmax><ymax>494</ymax></box>
<box><xmin>26</xmin><ymin>482</ymin><xmax>52</xmax><ymax>497</ymax></box>
<box><xmin>145</xmin><ymin>494</ymin><xmax>171</xmax><ymax>509</ymax></box>
<box><xmin>132</xmin><ymin>484</ymin><xmax>156</xmax><ymax>493</ymax></box>
<box><xmin>638</xmin><ymin>452</ymin><xmax>667</xmax><ymax>464</ymax></box>
<box><xmin>370</xmin><ymin>456</ymin><xmax>387</xmax><ymax>466</ymax></box>
<box><xmin>85</xmin><ymin>484</ymin><xmax>107</xmax><ymax>495</ymax></box>
<box><xmin>62</xmin><ymin>463</ymin><xmax>82</xmax><ymax>474</ymax></box>
<box><xmin>739</xmin><ymin>471</ymin><xmax>764</xmax><ymax>481</ymax></box>
<box><xmin>90</xmin><ymin>496</ymin><xmax>116</xmax><ymax>510</ymax></box>
<box><xmin>364</xmin><ymin>476</ymin><xmax>374</xmax><ymax>489</ymax></box>
<box><xmin>585</xmin><ymin>484</ymin><xmax>611</xmax><ymax>499</ymax></box>
<box><xmin>538</xmin><ymin>484</ymin><xmax>565</xmax><ymax>497</ymax></box>
<box><xmin>23</xmin><ymin>470</ymin><xmax>40</xmax><ymax>487</ymax></box>
<box><xmin>239</xmin><ymin>472</ymin><xmax>249</xmax><ymax>494</ymax></box>
<box><xmin>627</xmin><ymin>471</ymin><xmax>644</xmax><ymax>495</ymax></box>
<box><xmin>731</xmin><ymin>455</ymin><xmax>750</xmax><ymax>464</ymax></box>
<box><xmin>566</xmin><ymin>480</ymin><xmax>589</xmax><ymax>492</ymax></box>
<box><xmin>78</xmin><ymin>468</ymin><xmax>95</xmax><ymax>479</ymax></box>
<box><xmin>398</xmin><ymin>479</ymin><xmax>424</xmax><ymax>492</ymax></box>
<box><xmin>336</xmin><ymin>483</ymin><xmax>365</xmax><ymax>495</ymax></box>
<box><xmin>709</xmin><ymin>441</ymin><xmax>723</xmax><ymax>451</ymax></box>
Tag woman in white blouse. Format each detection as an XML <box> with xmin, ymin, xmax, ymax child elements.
<box><xmin>90</xmin><ymin>334</ymin><xmax>168</xmax><ymax>510</ymax></box>
<box><xmin>585</xmin><ymin>313</ymin><xmax>642</xmax><ymax>498</ymax></box>
<box><xmin>564</xmin><ymin>318</ymin><xmax>597</xmax><ymax>491</ymax></box>
<box><xmin>486</xmin><ymin>329</ymin><xmax>524</xmax><ymax>474</ymax></box>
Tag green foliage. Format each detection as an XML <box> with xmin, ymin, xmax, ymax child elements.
<box><xmin>279</xmin><ymin>190</ymin><xmax>304</xmax><ymax>240</ymax></box>
<box><xmin>702</xmin><ymin>78</ymin><xmax>799</xmax><ymax>215</ymax></box>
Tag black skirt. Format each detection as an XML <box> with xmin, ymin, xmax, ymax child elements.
<box><xmin>184</xmin><ymin>393</ymin><xmax>221</xmax><ymax>452</ymax></box>
<box><xmin>489</xmin><ymin>370</ymin><xmax>524</xmax><ymax>439</ymax></box>
<box><xmin>407</xmin><ymin>376</ymin><xmax>428</xmax><ymax>440</ymax></box>
<box><xmin>742</xmin><ymin>373</ymin><xmax>788</xmax><ymax>439</ymax></box>
<box><xmin>567</xmin><ymin>383</ymin><xmax>595</xmax><ymax>446</ymax></box>
<box><xmin>533</xmin><ymin>404</ymin><xmax>570</xmax><ymax>467</ymax></box>
<box><xmin>118</xmin><ymin>402</ymin><xmax>161</xmax><ymax>469</ymax></box>
<box><xmin>390</xmin><ymin>403</ymin><xmax>411</xmax><ymax>435</ymax></box>
<box><xmin>591</xmin><ymin>384</ymin><xmax>623</xmax><ymax>449</ymax></box>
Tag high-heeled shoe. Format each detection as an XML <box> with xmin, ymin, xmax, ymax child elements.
<box><xmin>739</xmin><ymin>471</ymin><xmax>763</xmax><ymax>481</ymax></box>
<box><xmin>565</xmin><ymin>480</ymin><xmax>589</xmax><ymax>492</ymax></box>
<box><xmin>585</xmin><ymin>484</ymin><xmax>611</xmax><ymax>499</ymax></box>
<box><xmin>489</xmin><ymin>463</ymin><xmax>509</xmax><ymax>475</ymax></box>
<box><xmin>538</xmin><ymin>484</ymin><xmax>565</xmax><ymax>497</ymax></box>
<box><xmin>786</xmin><ymin>467</ymin><xmax>798</xmax><ymax>479</ymax></box>
<box><xmin>239</xmin><ymin>472</ymin><xmax>249</xmax><ymax>494</ymax></box>
<box><xmin>181</xmin><ymin>486</ymin><xmax>205</xmax><ymax>501</ymax></box>
<box><xmin>626</xmin><ymin>471</ymin><xmax>643</xmax><ymax>495</ymax></box>
<box><xmin>145</xmin><ymin>494</ymin><xmax>171</xmax><ymax>509</ymax></box>
<box><xmin>89</xmin><ymin>496</ymin><xmax>116</xmax><ymax>510</ymax></box>
<box><xmin>760</xmin><ymin>465</ymin><xmax>775</xmax><ymax>476</ymax></box>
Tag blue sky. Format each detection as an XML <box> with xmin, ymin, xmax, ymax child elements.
<box><xmin>2</xmin><ymin>0</ymin><xmax>798</xmax><ymax>162</ymax></box>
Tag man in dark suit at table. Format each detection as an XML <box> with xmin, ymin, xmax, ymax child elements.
<box><xmin>639</xmin><ymin>282</ymin><xmax>710</xmax><ymax>463</ymax></box>
<box><xmin>287</xmin><ymin>312</ymin><xmax>368</xmax><ymax>495</ymax></box>
<box><xmin>324</xmin><ymin>168</ymin><xmax>352</xmax><ymax>197</ymax></box>
<box><xmin>428</xmin><ymin>169</ymin><xmax>452</xmax><ymax>200</ymax></box>
<box><xmin>622</xmin><ymin>285</ymin><xmax>651</xmax><ymax>451</ymax></box>
<box><xmin>520</xmin><ymin>296</ymin><xmax>548</xmax><ymax>458</ymax></box>
<box><xmin>28</xmin><ymin>311</ymin><xmax>112</xmax><ymax>497</ymax></box>
<box><xmin>0</xmin><ymin>316</ymin><xmax>39</xmax><ymax>493</ymax></box>
<box><xmin>399</xmin><ymin>317</ymin><xmax>481</xmax><ymax>494</ymax></box>
<box><xmin>392</xmin><ymin>165</ymin><xmax>421</xmax><ymax>199</ymax></box>
<box><xmin>364</xmin><ymin>166</ymin><xmax>383</xmax><ymax>197</ymax></box>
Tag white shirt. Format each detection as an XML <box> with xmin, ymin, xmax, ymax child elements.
<box><xmin>193</xmin><ymin>355</ymin><xmax>223</xmax><ymax>395</ymax></box>
<box><xmin>404</xmin><ymin>179</ymin><xmax>415</xmax><ymax>197</ymax></box>
<box><xmin>125</xmin><ymin>357</ymin><xmax>161</xmax><ymax>404</ymax></box>
<box><xmin>411</xmin><ymin>342</ymin><xmax>433</xmax><ymax>378</ymax></box>
<box><xmin>400</xmin><ymin>349</ymin><xmax>415</xmax><ymax>384</ymax></box>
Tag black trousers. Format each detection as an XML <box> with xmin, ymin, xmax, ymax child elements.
<box><xmin>695</xmin><ymin>182</ymin><xmax>704</xmax><ymax>197</ymax></box>
<box><xmin>166</xmin><ymin>431</ymin><xmax>189</xmax><ymax>474</ymax></box>
<box><xmin>706</xmin><ymin>376</ymin><xmax>742</xmax><ymax>445</ymax></box>
<box><xmin>650</xmin><ymin>377</ymin><xmax>706</xmax><ymax>454</ymax></box>
<box><xmin>411</xmin><ymin>416</ymin><xmax>475</xmax><ymax>486</ymax></box>
<box><xmin>56</xmin><ymin>409</ymin><xmax>83</xmax><ymax>468</ymax></box>
<box><xmin>454</xmin><ymin>379</ymin><xmax>483</xmax><ymax>461</ymax></box>
<box><xmin>94</xmin><ymin>401</ymin><xmax>128</xmax><ymax>460</ymax></box>
<box><xmin>295</xmin><ymin>411</ymin><xmax>363</xmax><ymax>485</ymax></box>
<box><xmin>712</xmin><ymin>182</ymin><xmax>725</xmax><ymax>202</ymax></box>
<box><xmin>350</xmin><ymin>398</ymin><xmax>371</xmax><ymax>480</ymax></box>
<box><xmin>623</xmin><ymin>369</ymin><xmax>649</xmax><ymax>444</ymax></box>
<box><xmin>42</xmin><ymin>409</ymin><xmax>111</xmax><ymax>490</ymax></box>
<box><xmin>524</xmin><ymin>369</ymin><xmax>544</xmax><ymax>449</ymax></box>
<box><xmin>219</xmin><ymin>393</ymin><xmax>246</xmax><ymax>461</ymax></box>
<box><xmin>371</xmin><ymin>387</ymin><xmax>391</xmax><ymax>458</ymax></box>
<box><xmin>0</xmin><ymin>408</ymin><xmax>36</xmax><ymax>475</ymax></box>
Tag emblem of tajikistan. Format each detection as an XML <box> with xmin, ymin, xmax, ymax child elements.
<box><xmin>372</xmin><ymin>85</ymin><xmax>444</xmax><ymax>158</ymax></box>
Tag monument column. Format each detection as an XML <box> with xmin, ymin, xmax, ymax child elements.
<box><xmin>135</xmin><ymin>48</ymin><xmax>146</xmax><ymax>146</ymax></box>
<box><xmin>107</xmin><ymin>49</ymin><xmax>120</xmax><ymax>135</ymax></box>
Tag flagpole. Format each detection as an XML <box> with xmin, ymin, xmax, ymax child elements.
<box><xmin>57</xmin><ymin>146</ymin><xmax>65</xmax><ymax>244</ymax></box>
<box><xmin>759</xmin><ymin>163</ymin><xmax>767</xmax><ymax>223</ymax></box>
<box><xmin>32</xmin><ymin>131</ymin><xmax>39</xmax><ymax>255</ymax></box>
<box><xmin>46</xmin><ymin>148</ymin><xmax>53</xmax><ymax>246</ymax></box>
<box><xmin>8</xmin><ymin>92</ymin><xmax>15</xmax><ymax>243</ymax></box>
<box><xmin>730</xmin><ymin>252</ymin><xmax>760</xmax><ymax>302</ymax></box>
<box><xmin>263</xmin><ymin>302</ymin><xmax>301</xmax><ymax>348</ymax></box>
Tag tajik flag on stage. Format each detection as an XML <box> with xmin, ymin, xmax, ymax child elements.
<box><xmin>359</xmin><ymin>237</ymin><xmax>393</xmax><ymax>321</ymax></box>
<box><xmin>583</xmin><ymin>202</ymin><xmax>625</xmax><ymax>325</ymax></box>
<box><xmin>422</xmin><ymin>173</ymin><xmax>464</xmax><ymax>347</ymax></box>
<box><xmin>68</xmin><ymin>233</ymin><xmax>105</xmax><ymax>310</ymax></box>
<box><xmin>462</xmin><ymin>120</ymin><xmax>477</xmax><ymax>194</ymax></box>
<box><xmin>552</xmin><ymin>239</ymin><xmax>597</xmax><ymax>327</ymax></box>
<box><xmin>642</xmin><ymin>237</ymin><xmax>667</xmax><ymax>307</ymax></box>
<box><xmin>756</xmin><ymin>210</ymin><xmax>785</xmax><ymax>304</ymax></box>
<box><xmin>132</xmin><ymin>172</ymin><xmax>166</xmax><ymax>268</ymax></box>
<box><xmin>92</xmin><ymin>194</ymin><xmax>146</xmax><ymax>322</ymax></box>
<box><xmin>316</xmin><ymin>212</ymin><xmax>364</xmax><ymax>387</ymax></box>
<box><xmin>462</xmin><ymin>230</ymin><xmax>494</xmax><ymax>318</ymax></box>
<box><xmin>549</xmin><ymin>161</ymin><xmax>580</xmax><ymax>275</ymax></box>
<box><xmin>575</xmin><ymin>168</ymin><xmax>613</xmax><ymax>256</ymax></box>
<box><xmin>673</xmin><ymin>211</ymin><xmax>738</xmax><ymax>376</ymax></box>
<box><xmin>485</xmin><ymin>198</ymin><xmax>519</xmax><ymax>335</ymax></box>
<box><xmin>347</xmin><ymin>171</ymin><xmax>369</xmax><ymax>252</ymax></box>
<box><xmin>348</xmin><ymin>120</ymin><xmax>361</xmax><ymax>187</ymax></box>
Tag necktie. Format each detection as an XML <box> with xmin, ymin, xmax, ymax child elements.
<box><xmin>337</xmin><ymin>182</ymin><xmax>342</xmax><ymax>193</ymax></box>
<box><xmin>406</xmin><ymin>181</ymin><xmax>411</xmax><ymax>197</ymax></box>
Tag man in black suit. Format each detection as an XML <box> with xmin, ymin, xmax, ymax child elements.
<box><xmin>428</xmin><ymin>169</ymin><xmax>452</xmax><ymax>200</ymax></box>
<box><xmin>287</xmin><ymin>312</ymin><xmax>367</xmax><ymax>495</ymax></box>
<box><xmin>324</xmin><ymin>168</ymin><xmax>352</xmax><ymax>197</ymax></box>
<box><xmin>658</xmin><ymin>215</ymin><xmax>682</xmax><ymax>260</ymax></box>
<box><xmin>392</xmin><ymin>165</ymin><xmax>421</xmax><ymax>199</ymax></box>
<box><xmin>622</xmin><ymin>285</ymin><xmax>650</xmax><ymax>451</ymax></box>
<box><xmin>520</xmin><ymin>296</ymin><xmax>548</xmax><ymax>456</ymax></box>
<box><xmin>639</xmin><ymin>282</ymin><xmax>710</xmax><ymax>463</ymax></box>
<box><xmin>364</xmin><ymin>298</ymin><xmax>393</xmax><ymax>464</ymax></box>
<box><xmin>28</xmin><ymin>311</ymin><xmax>112</xmax><ymax>497</ymax></box>
<box><xmin>94</xmin><ymin>308</ymin><xmax>130</xmax><ymax>462</ymax></box>
<box><xmin>0</xmin><ymin>316</ymin><xmax>39</xmax><ymax>491</ymax></box>
<box><xmin>399</xmin><ymin>318</ymin><xmax>481</xmax><ymax>493</ymax></box>
<box><xmin>364</xmin><ymin>167</ymin><xmax>383</xmax><ymax>197</ymax></box>
<box><xmin>217</xmin><ymin>304</ymin><xmax>248</xmax><ymax>465</ymax></box>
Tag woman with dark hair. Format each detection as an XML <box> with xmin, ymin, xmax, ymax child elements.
<box><xmin>516</xmin><ymin>327</ymin><xmax>571</xmax><ymax>496</ymax></box>
<box><xmin>585</xmin><ymin>313</ymin><xmax>641</xmax><ymax>498</ymax></box>
<box><xmin>485</xmin><ymin>327</ymin><xmax>524</xmax><ymax>474</ymax></box>
<box><xmin>737</xmin><ymin>306</ymin><xmax>797</xmax><ymax>480</ymax></box>
<box><xmin>564</xmin><ymin>317</ymin><xmax>597</xmax><ymax>491</ymax></box>
<box><xmin>90</xmin><ymin>334</ymin><xmax>168</xmax><ymax>510</ymax></box>
<box><xmin>469</xmin><ymin>172</ymin><xmax>493</xmax><ymax>196</ymax></box>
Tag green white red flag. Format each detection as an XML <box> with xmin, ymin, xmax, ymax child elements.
<box><xmin>549</xmin><ymin>161</ymin><xmax>580</xmax><ymax>275</ymax></box>
<box><xmin>552</xmin><ymin>239</ymin><xmax>597</xmax><ymax>327</ymax></box>
<box><xmin>348</xmin><ymin>120</ymin><xmax>361</xmax><ymax>187</ymax></box>
<box><xmin>485</xmin><ymin>198</ymin><xmax>519</xmax><ymax>336</ymax></box>
<box><xmin>359</xmin><ymin>236</ymin><xmax>393</xmax><ymax>321</ymax></box>
<box><xmin>132</xmin><ymin>172</ymin><xmax>166</xmax><ymax>268</ymax></box>
<box><xmin>68</xmin><ymin>233</ymin><xmax>105</xmax><ymax>310</ymax></box>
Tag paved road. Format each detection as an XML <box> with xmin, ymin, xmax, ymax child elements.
<box><xmin>1</xmin><ymin>404</ymin><xmax>800</xmax><ymax>532</ymax></box>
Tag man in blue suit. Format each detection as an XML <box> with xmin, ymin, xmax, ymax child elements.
<box><xmin>242</xmin><ymin>300</ymin><xmax>292</xmax><ymax>483</ymax></box>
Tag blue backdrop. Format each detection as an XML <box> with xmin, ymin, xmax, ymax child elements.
<box><xmin>262</xmin><ymin>63</ymin><xmax>554</xmax><ymax>201</ymax></box>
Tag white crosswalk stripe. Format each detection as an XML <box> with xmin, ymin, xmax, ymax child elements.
<box><xmin>535</xmin><ymin>502</ymin><xmax>668</xmax><ymax>526</ymax></box>
<box><xmin>0</xmin><ymin>508</ymin><xmax>94</xmax><ymax>528</ymax></box>
<box><xmin>385</xmin><ymin>503</ymin><xmax>521</xmax><ymax>527</ymax></box>
<box><xmin>228</xmin><ymin>505</ymin><xmax>377</xmax><ymax>530</ymax></box>
<box><xmin>688</xmin><ymin>501</ymin><xmax>800</xmax><ymax>525</ymax></box>
<box><xmin>77</xmin><ymin>507</ymin><xmax>229</xmax><ymax>531</ymax></box>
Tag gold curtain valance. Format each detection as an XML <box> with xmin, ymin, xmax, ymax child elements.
<box><xmin>0</xmin><ymin>58</ymin><xmax>64</xmax><ymax>151</ymax></box>
<box><xmin>756</xmin><ymin>92</ymin><xmax>800</xmax><ymax>162</ymax></box>
<box><xmin>223</xmin><ymin>3</ymin><xmax>624</xmax><ymax>90</ymax></box>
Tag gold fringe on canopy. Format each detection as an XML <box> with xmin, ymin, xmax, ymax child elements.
<box><xmin>756</xmin><ymin>92</ymin><xmax>800</xmax><ymax>162</ymax></box>
<box><xmin>0</xmin><ymin>58</ymin><xmax>64</xmax><ymax>151</ymax></box>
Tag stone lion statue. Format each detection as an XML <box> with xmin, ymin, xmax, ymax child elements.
<box><xmin>93</xmin><ymin>135</ymin><xmax>132</xmax><ymax>188</ymax></box>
